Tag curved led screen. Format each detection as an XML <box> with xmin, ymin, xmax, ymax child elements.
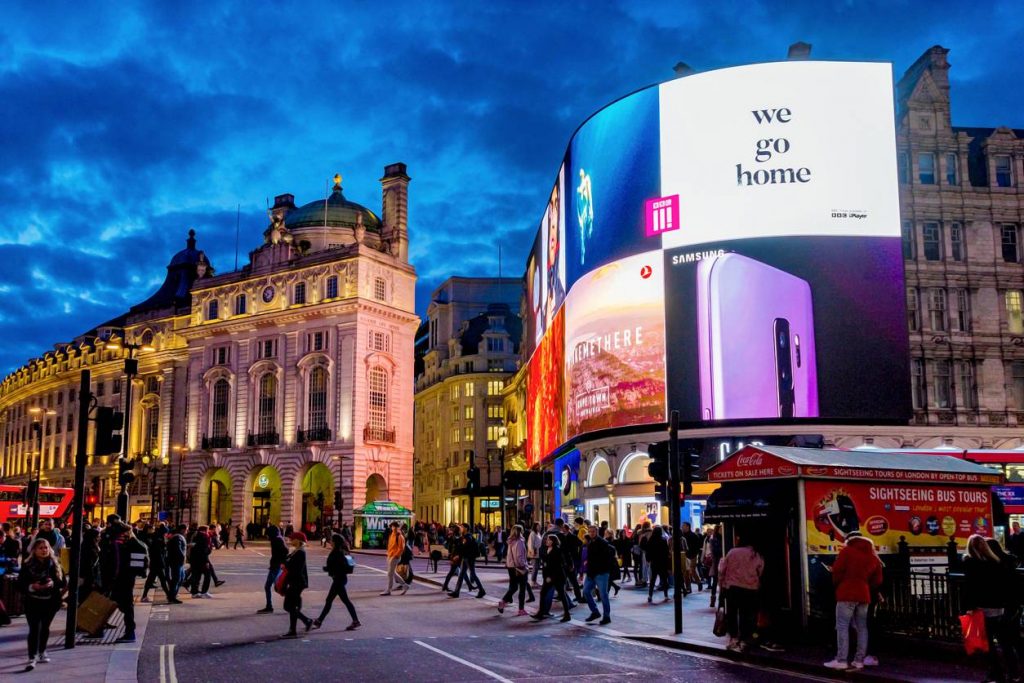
<box><xmin>524</xmin><ymin>60</ymin><xmax>909</xmax><ymax>468</ymax></box>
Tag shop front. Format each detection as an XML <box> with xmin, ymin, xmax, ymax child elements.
<box><xmin>706</xmin><ymin>445</ymin><xmax>1002</xmax><ymax>630</ymax></box>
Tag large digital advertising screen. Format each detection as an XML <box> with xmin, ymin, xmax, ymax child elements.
<box><xmin>522</xmin><ymin>60</ymin><xmax>910</xmax><ymax>468</ymax></box>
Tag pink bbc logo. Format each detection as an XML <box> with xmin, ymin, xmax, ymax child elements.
<box><xmin>645</xmin><ymin>195</ymin><xmax>679</xmax><ymax>237</ymax></box>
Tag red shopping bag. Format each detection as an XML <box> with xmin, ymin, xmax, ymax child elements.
<box><xmin>959</xmin><ymin>610</ymin><xmax>989</xmax><ymax>655</ymax></box>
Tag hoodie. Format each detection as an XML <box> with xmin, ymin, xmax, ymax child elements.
<box><xmin>832</xmin><ymin>536</ymin><xmax>883</xmax><ymax>604</ymax></box>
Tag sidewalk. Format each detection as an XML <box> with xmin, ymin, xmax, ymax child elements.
<box><xmin>379</xmin><ymin>551</ymin><xmax>984</xmax><ymax>683</ymax></box>
<box><xmin>0</xmin><ymin>594</ymin><xmax>151</xmax><ymax>682</ymax></box>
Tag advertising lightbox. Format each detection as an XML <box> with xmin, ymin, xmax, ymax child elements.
<box><xmin>520</xmin><ymin>59</ymin><xmax>910</xmax><ymax>467</ymax></box>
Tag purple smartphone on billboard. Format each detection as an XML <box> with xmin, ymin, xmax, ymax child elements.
<box><xmin>697</xmin><ymin>253</ymin><xmax>819</xmax><ymax>420</ymax></box>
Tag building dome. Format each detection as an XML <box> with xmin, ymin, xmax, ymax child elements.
<box><xmin>130</xmin><ymin>229</ymin><xmax>212</xmax><ymax>314</ymax></box>
<box><xmin>285</xmin><ymin>176</ymin><xmax>382</xmax><ymax>232</ymax></box>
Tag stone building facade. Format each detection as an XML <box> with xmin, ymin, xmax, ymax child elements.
<box><xmin>412</xmin><ymin>277</ymin><xmax>521</xmax><ymax>525</ymax></box>
<box><xmin>0</xmin><ymin>166</ymin><xmax>417</xmax><ymax>529</ymax></box>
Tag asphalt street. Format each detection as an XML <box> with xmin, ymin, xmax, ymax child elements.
<box><xmin>138</xmin><ymin>543</ymin><xmax>824</xmax><ymax>682</ymax></box>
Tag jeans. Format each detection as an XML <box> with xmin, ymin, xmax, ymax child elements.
<box><xmin>24</xmin><ymin>598</ymin><xmax>59</xmax><ymax>658</ymax></box>
<box><xmin>386</xmin><ymin>556</ymin><xmax>407</xmax><ymax>592</ymax></box>
<box><xmin>835</xmin><ymin>601</ymin><xmax>869</xmax><ymax>663</ymax></box>
<box><xmin>167</xmin><ymin>564</ymin><xmax>185</xmax><ymax>600</ymax></box>
<box><xmin>318</xmin><ymin>580</ymin><xmax>358</xmax><ymax>624</ymax></box>
<box><xmin>538</xmin><ymin>581</ymin><xmax>571</xmax><ymax>617</ymax></box>
<box><xmin>648</xmin><ymin>563</ymin><xmax>669</xmax><ymax>599</ymax></box>
<box><xmin>725</xmin><ymin>586</ymin><xmax>758</xmax><ymax>644</ymax></box>
<box><xmin>264</xmin><ymin>568</ymin><xmax>280</xmax><ymax>609</ymax></box>
<box><xmin>530</xmin><ymin>557</ymin><xmax>541</xmax><ymax>584</ymax></box>
<box><xmin>502</xmin><ymin>568</ymin><xmax>528</xmax><ymax>609</ymax></box>
<box><xmin>190</xmin><ymin>563</ymin><xmax>211</xmax><ymax>595</ymax></box>
<box><xmin>142</xmin><ymin>564</ymin><xmax>170</xmax><ymax>599</ymax></box>
<box><xmin>453</xmin><ymin>558</ymin><xmax>483</xmax><ymax>595</ymax></box>
<box><xmin>583</xmin><ymin>573</ymin><xmax>611</xmax><ymax>619</ymax></box>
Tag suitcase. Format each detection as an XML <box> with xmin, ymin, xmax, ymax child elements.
<box><xmin>77</xmin><ymin>591</ymin><xmax>118</xmax><ymax>637</ymax></box>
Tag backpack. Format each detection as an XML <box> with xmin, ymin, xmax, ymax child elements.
<box><xmin>342</xmin><ymin>554</ymin><xmax>355</xmax><ymax>575</ymax></box>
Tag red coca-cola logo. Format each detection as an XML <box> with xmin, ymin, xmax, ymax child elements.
<box><xmin>736</xmin><ymin>453</ymin><xmax>764</xmax><ymax>468</ymax></box>
<box><xmin>805</xmin><ymin>466</ymin><xmax>828</xmax><ymax>476</ymax></box>
<box><xmin>778</xmin><ymin>465</ymin><xmax>797</xmax><ymax>475</ymax></box>
<box><xmin>865</xmin><ymin>515</ymin><xmax>889</xmax><ymax>536</ymax></box>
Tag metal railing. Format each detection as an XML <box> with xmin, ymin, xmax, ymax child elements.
<box><xmin>297</xmin><ymin>427</ymin><xmax>332</xmax><ymax>443</ymax></box>
<box><xmin>363</xmin><ymin>425</ymin><xmax>396</xmax><ymax>443</ymax></box>
<box><xmin>874</xmin><ymin>567</ymin><xmax>964</xmax><ymax>641</ymax></box>
<box><xmin>247</xmin><ymin>431</ymin><xmax>280</xmax><ymax>447</ymax></box>
<box><xmin>201</xmin><ymin>434</ymin><xmax>232</xmax><ymax>450</ymax></box>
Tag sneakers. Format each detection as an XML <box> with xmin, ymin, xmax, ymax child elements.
<box><xmin>304</xmin><ymin>618</ymin><xmax>313</xmax><ymax>632</ymax></box>
<box><xmin>726</xmin><ymin>639</ymin><xmax>741</xmax><ymax>652</ymax></box>
<box><xmin>140</xmin><ymin>596</ymin><xmax>151</xmax><ymax>603</ymax></box>
<box><xmin>214</xmin><ymin>580</ymin><xmax>226</xmax><ymax>587</ymax></box>
<box><xmin>585</xmin><ymin>612</ymin><xmax>601</xmax><ymax>622</ymax></box>
<box><xmin>559</xmin><ymin>614</ymin><xmax>572</xmax><ymax>622</ymax></box>
<box><xmin>850</xmin><ymin>661</ymin><xmax>865</xmax><ymax>670</ymax></box>
<box><xmin>823</xmin><ymin>660</ymin><xmax>849</xmax><ymax>670</ymax></box>
<box><xmin>346</xmin><ymin>621</ymin><xmax>361</xmax><ymax>631</ymax></box>
<box><xmin>497</xmin><ymin>600</ymin><xmax>506</xmax><ymax>614</ymax></box>
<box><xmin>257</xmin><ymin>607</ymin><xmax>274</xmax><ymax>614</ymax></box>
<box><xmin>116</xmin><ymin>633</ymin><xmax>137</xmax><ymax>643</ymax></box>
<box><xmin>599</xmin><ymin>617</ymin><xmax>611</xmax><ymax>625</ymax></box>
<box><xmin>168</xmin><ymin>598</ymin><xmax>183</xmax><ymax>605</ymax></box>
<box><xmin>476</xmin><ymin>589</ymin><xmax>486</xmax><ymax>599</ymax></box>
<box><xmin>862</xmin><ymin>655</ymin><xmax>879</xmax><ymax>667</ymax></box>
<box><xmin>38</xmin><ymin>653</ymin><xmax>51</xmax><ymax>663</ymax></box>
<box><xmin>517</xmin><ymin>609</ymin><xmax>528</xmax><ymax>616</ymax></box>
<box><xmin>379</xmin><ymin>591</ymin><xmax>392</xmax><ymax>596</ymax></box>
<box><xmin>312</xmin><ymin>619</ymin><xmax>322</xmax><ymax>630</ymax></box>
<box><xmin>399</xmin><ymin>584</ymin><xmax>409</xmax><ymax>595</ymax></box>
<box><xmin>199</xmin><ymin>592</ymin><xmax>213</xmax><ymax>599</ymax></box>
<box><xmin>24</xmin><ymin>657</ymin><xmax>36</xmax><ymax>672</ymax></box>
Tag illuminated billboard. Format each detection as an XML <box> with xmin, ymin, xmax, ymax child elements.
<box><xmin>522</xmin><ymin>60</ymin><xmax>909</xmax><ymax>467</ymax></box>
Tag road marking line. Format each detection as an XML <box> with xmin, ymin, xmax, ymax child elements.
<box><xmin>414</xmin><ymin>640</ymin><xmax>513</xmax><ymax>683</ymax></box>
<box><xmin>164</xmin><ymin>644</ymin><xmax>179</xmax><ymax>683</ymax></box>
<box><xmin>159</xmin><ymin>644</ymin><xmax>166</xmax><ymax>683</ymax></box>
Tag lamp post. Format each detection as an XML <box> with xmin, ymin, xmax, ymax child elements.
<box><xmin>141</xmin><ymin>449</ymin><xmax>168</xmax><ymax>521</ymax></box>
<box><xmin>28</xmin><ymin>407</ymin><xmax>57</xmax><ymax>529</ymax></box>
<box><xmin>173</xmin><ymin>445</ymin><xmax>185</xmax><ymax>525</ymax></box>
<box><xmin>496</xmin><ymin>427</ymin><xmax>509</xmax><ymax>530</ymax></box>
<box><xmin>105</xmin><ymin>336</ymin><xmax>154</xmax><ymax>519</ymax></box>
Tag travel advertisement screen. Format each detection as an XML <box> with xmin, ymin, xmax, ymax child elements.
<box><xmin>521</xmin><ymin>60</ymin><xmax>909</xmax><ymax>467</ymax></box>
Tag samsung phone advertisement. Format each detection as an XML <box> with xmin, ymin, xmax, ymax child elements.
<box><xmin>523</xmin><ymin>60</ymin><xmax>910</xmax><ymax>468</ymax></box>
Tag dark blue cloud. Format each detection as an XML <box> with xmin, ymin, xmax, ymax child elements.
<box><xmin>0</xmin><ymin>2</ymin><xmax>1022</xmax><ymax>374</ymax></box>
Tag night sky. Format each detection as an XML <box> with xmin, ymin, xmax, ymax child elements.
<box><xmin>1</xmin><ymin>2</ymin><xmax>1022</xmax><ymax>375</ymax></box>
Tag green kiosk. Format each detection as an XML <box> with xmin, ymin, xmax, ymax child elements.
<box><xmin>352</xmin><ymin>501</ymin><xmax>414</xmax><ymax>549</ymax></box>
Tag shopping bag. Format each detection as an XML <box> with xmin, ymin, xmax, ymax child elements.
<box><xmin>274</xmin><ymin>567</ymin><xmax>288</xmax><ymax>596</ymax></box>
<box><xmin>78</xmin><ymin>592</ymin><xmax>118</xmax><ymax>637</ymax></box>
<box><xmin>713</xmin><ymin>605</ymin><xmax>729</xmax><ymax>637</ymax></box>
<box><xmin>960</xmin><ymin>609</ymin><xmax>989</xmax><ymax>655</ymax></box>
<box><xmin>396</xmin><ymin>563</ymin><xmax>411</xmax><ymax>582</ymax></box>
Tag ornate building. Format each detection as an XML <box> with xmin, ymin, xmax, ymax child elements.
<box><xmin>413</xmin><ymin>277</ymin><xmax>521</xmax><ymax>525</ymax></box>
<box><xmin>0</xmin><ymin>166</ymin><xmax>417</xmax><ymax>528</ymax></box>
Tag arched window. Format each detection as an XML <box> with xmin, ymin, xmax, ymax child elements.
<box><xmin>368</xmin><ymin>367</ymin><xmax>388</xmax><ymax>435</ymax></box>
<box><xmin>258</xmin><ymin>373</ymin><xmax>277</xmax><ymax>436</ymax></box>
<box><xmin>212</xmin><ymin>379</ymin><xmax>230</xmax><ymax>439</ymax></box>
<box><xmin>308</xmin><ymin>367</ymin><xmax>327</xmax><ymax>432</ymax></box>
<box><xmin>140</xmin><ymin>329</ymin><xmax>154</xmax><ymax>347</ymax></box>
<box><xmin>144</xmin><ymin>405</ymin><xmax>160</xmax><ymax>456</ymax></box>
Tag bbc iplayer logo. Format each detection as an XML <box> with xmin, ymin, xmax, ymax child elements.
<box><xmin>645</xmin><ymin>195</ymin><xmax>679</xmax><ymax>237</ymax></box>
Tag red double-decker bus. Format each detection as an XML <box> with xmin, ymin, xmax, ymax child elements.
<box><xmin>0</xmin><ymin>485</ymin><xmax>75</xmax><ymax>525</ymax></box>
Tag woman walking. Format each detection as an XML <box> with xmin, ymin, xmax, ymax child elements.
<box><xmin>823</xmin><ymin>531</ymin><xmax>883</xmax><ymax>670</ymax></box>
<box><xmin>498</xmin><ymin>525</ymin><xmax>530</xmax><ymax>616</ymax></box>
<box><xmin>718</xmin><ymin>532</ymin><xmax>764</xmax><ymax>652</ymax></box>
<box><xmin>18</xmin><ymin>538</ymin><xmax>66</xmax><ymax>670</ymax></box>
<box><xmin>531</xmin><ymin>534</ymin><xmax>572</xmax><ymax>623</ymax></box>
<box><xmin>962</xmin><ymin>534</ymin><xmax>1020</xmax><ymax>681</ymax></box>
<box><xmin>313</xmin><ymin>534</ymin><xmax>360</xmax><ymax>631</ymax></box>
<box><xmin>281</xmin><ymin>532</ymin><xmax>313</xmax><ymax>638</ymax></box>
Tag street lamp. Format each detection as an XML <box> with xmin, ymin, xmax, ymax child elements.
<box><xmin>141</xmin><ymin>448</ymin><xmax>168</xmax><ymax>521</ymax></box>
<box><xmin>331</xmin><ymin>454</ymin><xmax>347</xmax><ymax>529</ymax></box>
<box><xmin>105</xmin><ymin>336</ymin><xmax>154</xmax><ymax>519</ymax></box>
<box><xmin>28</xmin><ymin>407</ymin><xmax>57</xmax><ymax>529</ymax></box>
<box><xmin>496</xmin><ymin>426</ymin><xmax>509</xmax><ymax>529</ymax></box>
<box><xmin>172</xmin><ymin>444</ymin><xmax>185</xmax><ymax>525</ymax></box>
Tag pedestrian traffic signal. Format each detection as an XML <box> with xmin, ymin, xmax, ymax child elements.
<box><xmin>118</xmin><ymin>456</ymin><xmax>136</xmax><ymax>487</ymax></box>
<box><xmin>647</xmin><ymin>441</ymin><xmax>670</xmax><ymax>483</ymax></box>
<box><xmin>467</xmin><ymin>466</ymin><xmax>480</xmax><ymax>492</ymax></box>
<box><xmin>166</xmin><ymin>492</ymin><xmax>177</xmax><ymax>508</ymax></box>
<box><xmin>94</xmin><ymin>406</ymin><xmax>124</xmax><ymax>455</ymax></box>
<box><xmin>654</xmin><ymin>479</ymin><xmax>666</xmax><ymax>502</ymax></box>
<box><xmin>682</xmin><ymin>449</ymin><xmax>702</xmax><ymax>496</ymax></box>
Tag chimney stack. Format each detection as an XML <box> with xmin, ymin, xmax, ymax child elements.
<box><xmin>673</xmin><ymin>61</ymin><xmax>694</xmax><ymax>77</ymax></box>
<box><xmin>787</xmin><ymin>42</ymin><xmax>812</xmax><ymax>60</ymax></box>
<box><xmin>381</xmin><ymin>163</ymin><xmax>410</xmax><ymax>263</ymax></box>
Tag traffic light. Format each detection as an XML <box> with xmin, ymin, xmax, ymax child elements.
<box><xmin>682</xmin><ymin>449</ymin><xmax>702</xmax><ymax>496</ymax></box>
<box><xmin>654</xmin><ymin>479</ymin><xmax>667</xmax><ymax>502</ymax></box>
<box><xmin>334</xmin><ymin>489</ymin><xmax>342</xmax><ymax>510</ymax></box>
<box><xmin>467</xmin><ymin>466</ymin><xmax>480</xmax><ymax>492</ymax></box>
<box><xmin>94</xmin><ymin>407</ymin><xmax>124</xmax><ymax>455</ymax></box>
<box><xmin>25</xmin><ymin>480</ymin><xmax>39</xmax><ymax>507</ymax></box>
<box><xmin>647</xmin><ymin>441</ymin><xmax>670</xmax><ymax>483</ymax></box>
<box><xmin>542</xmin><ymin>470</ymin><xmax>553</xmax><ymax>491</ymax></box>
<box><xmin>117</xmin><ymin>456</ymin><xmax>136</xmax><ymax>488</ymax></box>
<box><xmin>166</xmin><ymin>492</ymin><xmax>177</xmax><ymax>508</ymax></box>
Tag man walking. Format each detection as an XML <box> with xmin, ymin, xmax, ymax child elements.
<box><xmin>381</xmin><ymin>521</ymin><xmax>409</xmax><ymax>596</ymax></box>
<box><xmin>166</xmin><ymin>524</ymin><xmax>187</xmax><ymax>604</ymax></box>
<box><xmin>258</xmin><ymin>526</ymin><xmax>288</xmax><ymax>613</ymax></box>
<box><xmin>449</xmin><ymin>525</ymin><xmax>485</xmax><ymax>599</ymax></box>
<box><xmin>582</xmin><ymin>526</ymin><xmax>613</xmax><ymax>625</ymax></box>
<box><xmin>141</xmin><ymin>523</ymin><xmax>171</xmax><ymax>603</ymax></box>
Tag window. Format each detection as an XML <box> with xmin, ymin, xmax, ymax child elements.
<box><xmin>959</xmin><ymin>361</ymin><xmax>977</xmax><ymax>410</ymax></box>
<box><xmin>145</xmin><ymin>406</ymin><xmax>160</xmax><ymax>455</ymax></box>
<box><xmin>308</xmin><ymin>366</ymin><xmax>328</xmax><ymax>432</ymax></box>
<box><xmin>57</xmin><ymin>391</ymin><xmax>63</xmax><ymax>406</ymax></box>
<box><xmin>928</xmin><ymin>288</ymin><xmax>947</xmax><ymax>332</ymax></box>
<box><xmin>921</xmin><ymin>223</ymin><xmax>942</xmax><ymax>261</ymax></box>
<box><xmin>257</xmin><ymin>373</ymin><xmax>277</xmax><ymax>435</ymax></box>
<box><xmin>487</xmin><ymin>404</ymin><xmax>504</xmax><ymax>420</ymax></box>
<box><xmin>374</xmin><ymin>277</ymin><xmax>387</xmax><ymax>301</ymax></box>
<box><xmin>950</xmin><ymin>223</ymin><xmax>964</xmax><ymax>261</ymax></box>
<box><xmin>214</xmin><ymin>346</ymin><xmax>230</xmax><ymax>366</ymax></box>
<box><xmin>450</xmin><ymin>384</ymin><xmax>460</xmax><ymax>401</ymax></box>
<box><xmin>96</xmin><ymin>381</ymin><xmax>105</xmax><ymax>397</ymax></box>
<box><xmin>147</xmin><ymin>376</ymin><xmax>160</xmax><ymax>394</ymax></box>
<box><xmin>212</xmin><ymin>379</ymin><xmax>230</xmax><ymax>439</ymax></box>
<box><xmin>1002</xmin><ymin>225</ymin><xmax>1020</xmax><ymax>263</ymax></box>
<box><xmin>451</xmin><ymin>427</ymin><xmax>460</xmax><ymax>444</ymax></box>
<box><xmin>293</xmin><ymin>282</ymin><xmax>306</xmax><ymax>305</ymax></box>
<box><xmin>955</xmin><ymin>289</ymin><xmax>971</xmax><ymax>332</ymax></box>
<box><xmin>995</xmin><ymin>154</ymin><xmax>1013</xmax><ymax>187</ymax></box>
<box><xmin>488</xmin><ymin>359</ymin><xmax>504</xmax><ymax>372</ymax></box>
<box><xmin>463</xmin><ymin>426</ymin><xmax>474</xmax><ymax>442</ymax></box>
<box><xmin>307</xmin><ymin>331</ymin><xmax>326</xmax><ymax>353</ymax></box>
<box><xmin>325</xmin><ymin>275</ymin><xmax>339</xmax><ymax>299</ymax></box>
<box><xmin>898</xmin><ymin>152</ymin><xmax>910</xmax><ymax>184</ymax></box>
<box><xmin>208</xmin><ymin>300</ymin><xmax>219</xmax><ymax>321</ymax></box>
<box><xmin>67</xmin><ymin>414</ymin><xmax>73</xmax><ymax>433</ymax></box>
<box><xmin>69</xmin><ymin>389</ymin><xmax>75</xmax><ymax>403</ymax></box>
<box><xmin>918</xmin><ymin>153</ymin><xmax>936</xmax><ymax>184</ymax></box>
<box><xmin>946</xmin><ymin>153</ymin><xmax>958</xmax><ymax>185</ymax></box>
<box><xmin>486</xmin><ymin>337</ymin><xmax>503</xmax><ymax>353</ymax></box>
<box><xmin>112</xmin><ymin>379</ymin><xmax>122</xmax><ymax>395</ymax></box>
<box><xmin>487</xmin><ymin>380</ymin><xmax>504</xmax><ymax>396</ymax></box>
<box><xmin>464</xmin><ymin>405</ymin><xmax>474</xmax><ymax>421</ymax></box>
<box><xmin>487</xmin><ymin>425</ymin><xmax>503</xmax><ymax>442</ymax></box>
<box><xmin>368</xmin><ymin>367</ymin><xmax>388</xmax><ymax>431</ymax></box>
<box><xmin>451</xmin><ymin>405</ymin><xmax>459</xmax><ymax>423</ymax></box>
<box><xmin>909</xmin><ymin>286</ymin><xmax>925</xmax><ymax>331</ymax></box>
<box><xmin>1013</xmin><ymin>361</ymin><xmax>1024</xmax><ymax>409</ymax></box>
<box><xmin>235</xmin><ymin>294</ymin><xmax>247</xmax><ymax>316</ymax></box>
<box><xmin>933</xmin><ymin>360</ymin><xmax>952</xmax><ymax>409</ymax></box>
<box><xmin>55</xmin><ymin>416</ymin><xmax>62</xmax><ymax>433</ymax></box>
<box><xmin>901</xmin><ymin>221</ymin><xmax>915</xmax><ymax>260</ymax></box>
<box><xmin>257</xmin><ymin>339</ymin><xmax>277</xmax><ymax>359</ymax></box>
<box><xmin>370</xmin><ymin>331</ymin><xmax>391</xmax><ymax>352</ymax></box>
<box><xmin>1008</xmin><ymin>291</ymin><xmax>1024</xmax><ymax>334</ymax></box>
<box><xmin>464</xmin><ymin>382</ymin><xmax>475</xmax><ymax>397</ymax></box>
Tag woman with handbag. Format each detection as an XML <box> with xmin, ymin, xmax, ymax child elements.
<box><xmin>280</xmin><ymin>532</ymin><xmax>313</xmax><ymax>638</ymax></box>
<box><xmin>718</xmin><ymin>533</ymin><xmax>764</xmax><ymax>652</ymax></box>
<box><xmin>498</xmin><ymin>525</ymin><xmax>530</xmax><ymax>616</ymax></box>
<box><xmin>962</xmin><ymin>534</ymin><xmax>1020</xmax><ymax>682</ymax></box>
<box><xmin>17</xmin><ymin>538</ymin><xmax>66</xmax><ymax>670</ymax></box>
<box><xmin>312</xmin><ymin>534</ymin><xmax>360</xmax><ymax>631</ymax></box>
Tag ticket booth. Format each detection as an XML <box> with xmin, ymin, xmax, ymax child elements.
<box><xmin>705</xmin><ymin>445</ymin><xmax>1002</xmax><ymax>631</ymax></box>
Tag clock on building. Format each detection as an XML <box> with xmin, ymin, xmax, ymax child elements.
<box><xmin>262</xmin><ymin>285</ymin><xmax>275</xmax><ymax>303</ymax></box>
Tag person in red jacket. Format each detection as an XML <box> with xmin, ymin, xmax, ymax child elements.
<box><xmin>824</xmin><ymin>531</ymin><xmax>883</xmax><ymax>670</ymax></box>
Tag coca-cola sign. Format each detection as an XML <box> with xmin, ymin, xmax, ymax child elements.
<box><xmin>735</xmin><ymin>453</ymin><xmax>764</xmax><ymax>468</ymax></box>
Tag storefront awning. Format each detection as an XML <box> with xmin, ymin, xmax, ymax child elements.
<box><xmin>706</xmin><ymin>445</ymin><xmax>1003</xmax><ymax>486</ymax></box>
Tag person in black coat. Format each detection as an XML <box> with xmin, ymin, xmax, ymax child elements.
<box><xmin>312</xmin><ymin>533</ymin><xmax>360</xmax><ymax>630</ymax></box>
<box><xmin>281</xmin><ymin>532</ymin><xmax>313</xmax><ymax>638</ymax></box>
<box><xmin>141</xmin><ymin>523</ymin><xmax>171</xmax><ymax>603</ymax></box>
<box><xmin>963</xmin><ymin>534</ymin><xmax>1021</xmax><ymax>682</ymax></box>
<box><xmin>18</xmin><ymin>538</ymin><xmax>66</xmax><ymax>670</ymax></box>
<box><xmin>259</xmin><ymin>525</ymin><xmax>289</xmax><ymax>613</ymax></box>
<box><xmin>166</xmin><ymin>524</ymin><xmax>187</xmax><ymax>604</ymax></box>
<box><xmin>531</xmin><ymin>534</ymin><xmax>572</xmax><ymax>622</ymax></box>
<box><xmin>78</xmin><ymin>527</ymin><xmax>102</xmax><ymax>603</ymax></box>
<box><xmin>645</xmin><ymin>526</ymin><xmax>670</xmax><ymax>603</ymax></box>
<box><xmin>189</xmin><ymin>526</ymin><xmax>213</xmax><ymax>597</ymax></box>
